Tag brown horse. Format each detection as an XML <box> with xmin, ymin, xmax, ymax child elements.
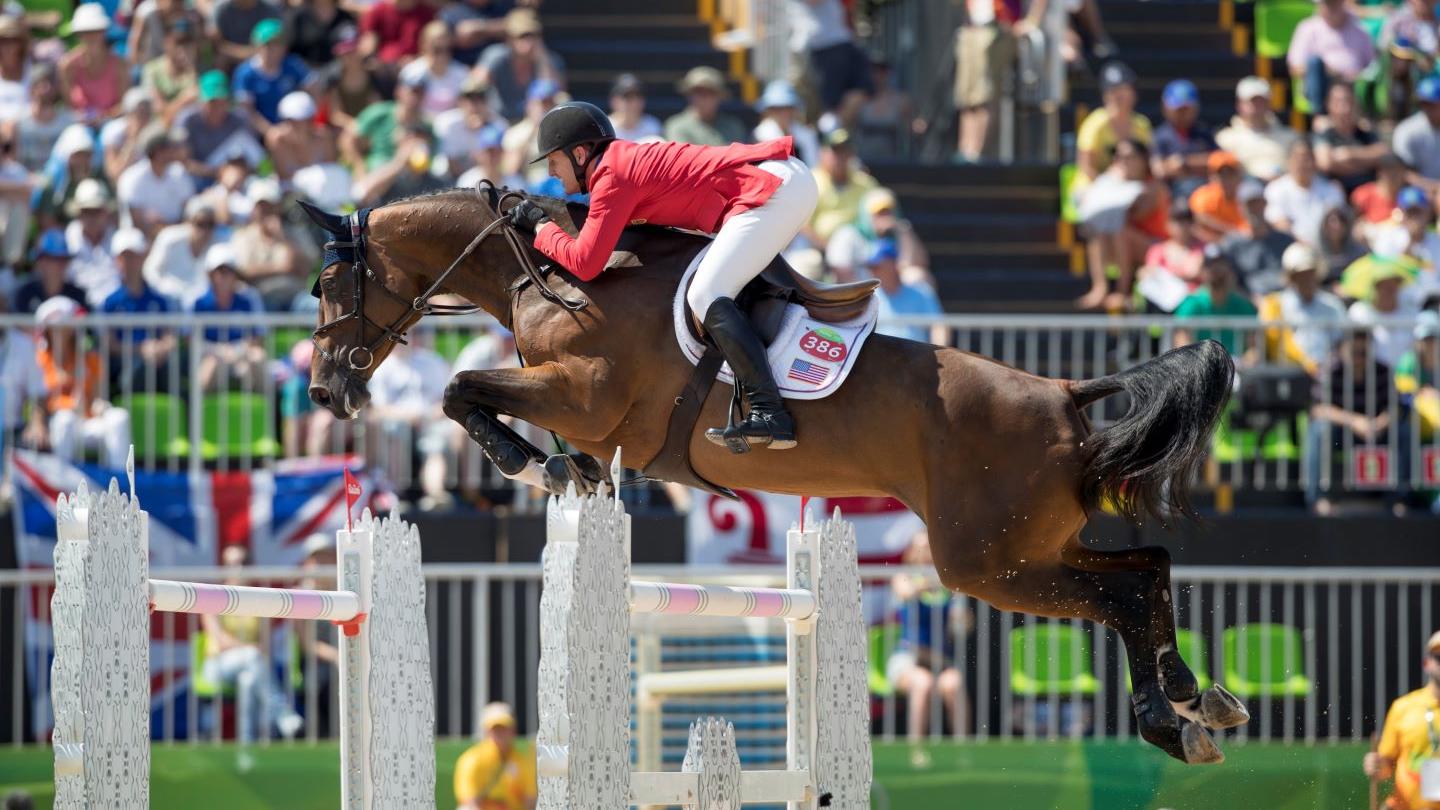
<box><xmin>299</xmin><ymin>188</ymin><xmax>1249</xmax><ymax>764</ymax></box>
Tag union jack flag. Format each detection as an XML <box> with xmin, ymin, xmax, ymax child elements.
<box><xmin>786</xmin><ymin>358</ymin><xmax>830</xmax><ymax>386</ymax></box>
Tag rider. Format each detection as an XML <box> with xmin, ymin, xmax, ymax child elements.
<box><xmin>507</xmin><ymin>101</ymin><xmax>818</xmax><ymax>452</ymax></box>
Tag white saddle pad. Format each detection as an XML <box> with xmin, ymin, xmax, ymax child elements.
<box><xmin>672</xmin><ymin>244</ymin><xmax>878</xmax><ymax>401</ymax></box>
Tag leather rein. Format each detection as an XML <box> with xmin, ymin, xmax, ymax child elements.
<box><xmin>310</xmin><ymin>181</ymin><xmax>586</xmax><ymax>387</ymax></box>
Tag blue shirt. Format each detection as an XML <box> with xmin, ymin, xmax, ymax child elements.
<box><xmin>1152</xmin><ymin>120</ymin><xmax>1218</xmax><ymax>161</ymax></box>
<box><xmin>876</xmin><ymin>282</ymin><xmax>942</xmax><ymax>343</ymax></box>
<box><xmin>191</xmin><ymin>288</ymin><xmax>260</xmax><ymax>343</ymax></box>
<box><xmin>896</xmin><ymin>591</ymin><xmax>958</xmax><ymax>660</ymax></box>
<box><xmin>232</xmin><ymin>55</ymin><xmax>311</xmax><ymax>123</ymax></box>
<box><xmin>102</xmin><ymin>283</ymin><xmax>173</xmax><ymax>343</ymax></box>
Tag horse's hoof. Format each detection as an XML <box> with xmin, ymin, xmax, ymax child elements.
<box><xmin>1158</xmin><ymin>648</ymin><xmax>1199</xmax><ymax>703</ymax></box>
<box><xmin>1181</xmin><ymin>721</ymin><xmax>1225</xmax><ymax>765</ymax></box>
<box><xmin>543</xmin><ymin>454</ymin><xmax>598</xmax><ymax>496</ymax></box>
<box><xmin>1199</xmin><ymin>685</ymin><xmax>1250</xmax><ymax>730</ymax></box>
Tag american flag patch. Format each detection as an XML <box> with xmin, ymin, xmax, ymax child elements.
<box><xmin>787</xmin><ymin>358</ymin><xmax>830</xmax><ymax>385</ymax></box>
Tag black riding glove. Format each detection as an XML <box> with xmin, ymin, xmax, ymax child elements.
<box><xmin>508</xmin><ymin>200</ymin><xmax>550</xmax><ymax>232</ymax></box>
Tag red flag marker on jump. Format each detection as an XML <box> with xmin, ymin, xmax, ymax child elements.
<box><xmin>343</xmin><ymin>468</ymin><xmax>361</xmax><ymax>531</ymax></box>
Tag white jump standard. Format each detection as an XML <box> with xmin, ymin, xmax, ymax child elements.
<box><xmin>49</xmin><ymin>478</ymin><xmax>435</xmax><ymax>809</ymax></box>
<box><xmin>536</xmin><ymin>476</ymin><xmax>871</xmax><ymax>809</ymax></box>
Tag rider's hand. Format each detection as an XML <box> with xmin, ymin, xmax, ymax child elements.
<box><xmin>507</xmin><ymin>199</ymin><xmax>549</xmax><ymax>232</ymax></box>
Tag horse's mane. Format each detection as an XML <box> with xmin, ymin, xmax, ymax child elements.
<box><xmin>387</xmin><ymin>186</ymin><xmax>579</xmax><ymax>220</ymax></box>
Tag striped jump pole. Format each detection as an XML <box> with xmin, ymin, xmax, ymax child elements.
<box><xmin>50</xmin><ymin>477</ymin><xmax>434</xmax><ymax>810</ymax></box>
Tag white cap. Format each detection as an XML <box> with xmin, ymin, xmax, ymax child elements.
<box><xmin>203</xmin><ymin>241</ymin><xmax>237</xmax><ymax>272</ymax></box>
<box><xmin>1281</xmin><ymin>242</ymin><xmax>1322</xmax><ymax>274</ymax></box>
<box><xmin>247</xmin><ymin>177</ymin><xmax>283</xmax><ymax>205</ymax></box>
<box><xmin>1237</xmin><ymin>177</ymin><xmax>1266</xmax><ymax>203</ymax></box>
<box><xmin>122</xmin><ymin>86</ymin><xmax>152</xmax><ymax>114</ymax></box>
<box><xmin>71</xmin><ymin>178</ymin><xmax>111</xmax><ymax>210</ymax></box>
<box><xmin>54</xmin><ymin>124</ymin><xmax>95</xmax><ymax>160</ymax></box>
<box><xmin>1236</xmin><ymin>75</ymin><xmax>1271</xmax><ymax>101</ymax></box>
<box><xmin>277</xmin><ymin>91</ymin><xmax>316</xmax><ymax>122</ymax></box>
<box><xmin>35</xmin><ymin>295</ymin><xmax>83</xmax><ymax>325</ymax></box>
<box><xmin>68</xmin><ymin>3</ymin><xmax>111</xmax><ymax>33</ymax></box>
<box><xmin>183</xmin><ymin>195</ymin><xmax>216</xmax><ymax>220</ymax></box>
<box><xmin>111</xmin><ymin>227</ymin><xmax>148</xmax><ymax>256</ymax></box>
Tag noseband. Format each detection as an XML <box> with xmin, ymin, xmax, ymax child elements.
<box><xmin>310</xmin><ymin>183</ymin><xmax>587</xmax><ymax>387</ymax></box>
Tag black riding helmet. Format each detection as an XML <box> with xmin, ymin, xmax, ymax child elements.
<box><xmin>531</xmin><ymin>101</ymin><xmax>616</xmax><ymax>193</ymax></box>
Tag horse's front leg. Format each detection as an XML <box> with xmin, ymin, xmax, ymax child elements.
<box><xmin>442</xmin><ymin>365</ymin><xmax>603</xmax><ymax>495</ymax></box>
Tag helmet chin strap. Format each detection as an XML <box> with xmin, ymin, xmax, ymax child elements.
<box><xmin>565</xmin><ymin>144</ymin><xmax>604</xmax><ymax>195</ymax></box>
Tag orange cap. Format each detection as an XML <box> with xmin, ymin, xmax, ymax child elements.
<box><xmin>1207</xmin><ymin>151</ymin><xmax>1241</xmax><ymax>173</ymax></box>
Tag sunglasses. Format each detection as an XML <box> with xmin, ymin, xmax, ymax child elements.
<box><xmin>192</xmin><ymin>219</ymin><xmax>216</xmax><ymax>230</ymax></box>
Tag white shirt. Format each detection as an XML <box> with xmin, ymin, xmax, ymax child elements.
<box><xmin>433</xmin><ymin>108</ymin><xmax>508</xmax><ymax>163</ymax></box>
<box><xmin>64</xmin><ymin>221</ymin><xmax>119</xmax><ymax>307</ymax></box>
<box><xmin>1371</xmin><ymin>224</ymin><xmax>1440</xmax><ymax>307</ymax></box>
<box><xmin>368</xmin><ymin>345</ymin><xmax>451</xmax><ymax>415</ymax></box>
<box><xmin>117</xmin><ymin>160</ymin><xmax>197</xmax><ymax>228</ymax></box>
<box><xmin>610</xmin><ymin>113</ymin><xmax>663</xmax><ymax>143</ymax></box>
<box><xmin>1275</xmin><ymin>287</ymin><xmax>1346</xmax><ymax>366</ymax></box>
<box><xmin>0</xmin><ymin>327</ymin><xmax>44</xmax><ymax>429</ymax></box>
<box><xmin>1263</xmin><ymin>174</ymin><xmax>1345</xmax><ymax>246</ymax></box>
<box><xmin>398</xmin><ymin>59</ymin><xmax>472</xmax><ymax>117</ymax></box>
<box><xmin>1347</xmin><ymin>298</ymin><xmax>1421</xmax><ymax>368</ymax></box>
<box><xmin>143</xmin><ymin>224</ymin><xmax>212</xmax><ymax>306</ymax></box>
<box><xmin>0</xmin><ymin>64</ymin><xmax>30</xmax><ymax>123</ymax></box>
<box><xmin>754</xmin><ymin>118</ymin><xmax>820</xmax><ymax>166</ymax></box>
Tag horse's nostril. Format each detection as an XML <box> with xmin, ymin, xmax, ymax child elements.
<box><xmin>309</xmin><ymin>386</ymin><xmax>331</xmax><ymax>407</ymax></box>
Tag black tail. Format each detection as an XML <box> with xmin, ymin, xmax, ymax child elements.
<box><xmin>1071</xmin><ymin>340</ymin><xmax>1234</xmax><ymax>523</ymax></box>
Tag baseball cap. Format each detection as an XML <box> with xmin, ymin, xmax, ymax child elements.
<box><xmin>1235</xmin><ymin>75</ymin><xmax>1271</xmax><ymax>101</ymax></box>
<box><xmin>250</xmin><ymin>18</ymin><xmax>284</xmax><ymax>47</ymax></box>
<box><xmin>480</xmin><ymin>702</ymin><xmax>517</xmax><ymax>731</ymax></box>
<box><xmin>198</xmin><ymin>70</ymin><xmax>230</xmax><ymax>102</ymax></box>
<box><xmin>823</xmin><ymin>127</ymin><xmax>852</xmax><ymax>149</ymax></box>
<box><xmin>204</xmin><ymin>242</ymin><xmax>237</xmax><ymax>273</ymax></box>
<box><xmin>54</xmin><ymin>124</ymin><xmax>95</xmax><ymax>160</ymax></box>
<box><xmin>32</xmin><ymin>228</ymin><xmax>72</xmax><ymax>261</ymax></box>
<box><xmin>610</xmin><ymin>72</ymin><xmax>644</xmax><ymax>97</ymax></box>
<box><xmin>1398</xmin><ymin>185</ymin><xmax>1430</xmax><ymax>210</ymax></box>
<box><xmin>1281</xmin><ymin>242</ymin><xmax>1321</xmax><ymax>274</ymax></box>
<box><xmin>1098</xmin><ymin>61</ymin><xmax>1136</xmax><ymax>93</ymax></box>
<box><xmin>505</xmin><ymin>8</ymin><xmax>542</xmax><ymax>37</ymax></box>
<box><xmin>1207</xmin><ymin>150</ymin><xmax>1241</xmax><ymax>173</ymax></box>
<box><xmin>1162</xmin><ymin>79</ymin><xmax>1200</xmax><ymax>109</ymax></box>
<box><xmin>111</xmin><ymin>227</ymin><xmax>148</xmax><ymax>256</ymax></box>
<box><xmin>122</xmin><ymin>86</ymin><xmax>151</xmax><ymax>114</ymax></box>
<box><xmin>478</xmin><ymin>125</ymin><xmax>504</xmax><ymax>150</ymax></box>
<box><xmin>332</xmin><ymin>35</ymin><xmax>359</xmax><ymax>56</ymax></box>
<box><xmin>757</xmin><ymin>79</ymin><xmax>802</xmax><ymax>112</ymax></box>
<box><xmin>278</xmin><ymin>91</ymin><xmax>316</xmax><ymax>122</ymax></box>
<box><xmin>460</xmin><ymin>74</ymin><xmax>491</xmax><ymax>98</ymax></box>
<box><xmin>1237</xmin><ymin>177</ymin><xmax>1266</xmax><ymax>203</ymax></box>
<box><xmin>866</xmin><ymin>239</ymin><xmax>899</xmax><ymax>265</ymax></box>
<box><xmin>526</xmin><ymin>77</ymin><xmax>560</xmax><ymax>103</ymax></box>
<box><xmin>248</xmin><ymin>177</ymin><xmax>284</xmax><ymax>206</ymax></box>
<box><xmin>35</xmin><ymin>295</ymin><xmax>83</xmax><ymax>325</ymax></box>
<box><xmin>398</xmin><ymin>70</ymin><xmax>429</xmax><ymax>92</ymax></box>
<box><xmin>1418</xmin><ymin>75</ymin><xmax>1440</xmax><ymax>104</ymax></box>
<box><xmin>184</xmin><ymin>196</ymin><xmax>217</xmax><ymax>221</ymax></box>
<box><xmin>864</xmin><ymin>188</ymin><xmax>898</xmax><ymax>216</ymax></box>
<box><xmin>678</xmin><ymin>65</ymin><xmax>727</xmax><ymax>96</ymax></box>
<box><xmin>1415</xmin><ymin>311</ymin><xmax>1440</xmax><ymax>341</ymax></box>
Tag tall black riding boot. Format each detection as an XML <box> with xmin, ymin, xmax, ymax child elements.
<box><xmin>701</xmin><ymin>297</ymin><xmax>797</xmax><ymax>452</ymax></box>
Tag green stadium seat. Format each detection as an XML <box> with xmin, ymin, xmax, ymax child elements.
<box><xmin>271</xmin><ymin>327</ymin><xmax>311</xmax><ymax>360</ymax></box>
<box><xmin>1255</xmin><ymin>0</ymin><xmax>1316</xmax><ymax>59</ymax></box>
<box><xmin>1059</xmin><ymin>163</ymin><xmax>1080</xmax><ymax>225</ymax></box>
<box><xmin>115</xmin><ymin>394</ymin><xmax>191</xmax><ymax>461</ymax></box>
<box><xmin>1222</xmin><ymin>623</ymin><xmax>1313</xmax><ymax>698</ymax></box>
<box><xmin>200</xmin><ymin>393</ymin><xmax>281</xmax><ymax>461</ymax></box>
<box><xmin>433</xmin><ymin>330</ymin><xmax>470</xmax><ymax>364</ymax></box>
<box><xmin>1009</xmin><ymin>623</ymin><xmax>1099</xmax><ymax>696</ymax></box>
<box><xmin>868</xmin><ymin>623</ymin><xmax>901</xmax><ymax>697</ymax></box>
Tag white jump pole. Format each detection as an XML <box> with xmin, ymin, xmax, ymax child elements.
<box><xmin>50</xmin><ymin>475</ymin><xmax>435</xmax><ymax>809</ymax></box>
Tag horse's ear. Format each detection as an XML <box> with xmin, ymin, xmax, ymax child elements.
<box><xmin>296</xmin><ymin>200</ymin><xmax>347</xmax><ymax>235</ymax></box>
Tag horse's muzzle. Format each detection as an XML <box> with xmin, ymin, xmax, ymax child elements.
<box><xmin>309</xmin><ymin>382</ymin><xmax>370</xmax><ymax>420</ymax></box>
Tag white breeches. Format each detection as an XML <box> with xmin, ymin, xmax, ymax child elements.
<box><xmin>685</xmin><ymin>155</ymin><xmax>819</xmax><ymax>320</ymax></box>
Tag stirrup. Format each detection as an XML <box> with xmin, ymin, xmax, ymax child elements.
<box><xmin>703</xmin><ymin>388</ymin><xmax>796</xmax><ymax>453</ymax></box>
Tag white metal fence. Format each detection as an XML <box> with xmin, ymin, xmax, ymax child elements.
<box><xmin>3</xmin><ymin>563</ymin><xmax>1436</xmax><ymax>749</ymax></box>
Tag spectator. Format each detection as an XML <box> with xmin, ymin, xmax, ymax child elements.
<box><xmin>1393</xmin><ymin>75</ymin><xmax>1440</xmax><ymax>194</ymax></box>
<box><xmin>1364</xmin><ymin>630</ymin><xmax>1440</xmax><ymax>807</ymax></box>
<box><xmin>826</xmin><ymin>187</ymin><xmax>929</xmax><ymax>283</ymax></box>
<box><xmin>211</xmin><ymin>0</ymin><xmax>282</xmax><ymax>70</ymax></box>
<box><xmin>198</xmin><ymin>545</ymin><xmax>304</xmax><ymax>743</ymax></box>
<box><xmin>1395</xmin><ymin>312</ymin><xmax>1439</xmax><ymax>445</ymax></box>
<box><xmin>1075</xmin><ymin>62</ymin><xmax>1150</xmax><ymax>183</ymax></box>
<box><xmin>1259</xmin><ymin>242</ymin><xmax>1345</xmax><ymax>374</ymax></box>
<box><xmin>33</xmin><ymin>124</ymin><xmax>106</xmax><ymax>233</ymax></box>
<box><xmin>1286</xmin><ymin>0</ymin><xmax>1375</xmax><ymax>113</ymax></box>
<box><xmin>116</xmin><ymin>128</ymin><xmax>195</xmax><ymax>237</ymax></box>
<box><xmin>194</xmin><ymin>150</ymin><xmax>258</xmax><ymax>226</ymax></box>
<box><xmin>13</xmin><ymin>230</ymin><xmax>86</xmax><ymax>314</ymax></box>
<box><xmin>1173</xmin><ymin>247</ymin><xmax>1258</xmax><ymax>357</ymax></box>
<box><xmin>128</xmin><ymin>0</ymin><xmax>206</xmax><ymax>69</ymax></box>
<box><xmin>0</xmin><ymin>16</ymin><xmax>30</xmax><ymax>124</ymax></box>
<box><xmin>953</xmin><ymin>0</ymin><xmax>1039</xmax><ymax>163</ymax></box>
<box><xmin>1314</xmin><ymin>83</ymin><xmax>1386</xmax><ymax>195</ymax></box>
<box><xmin>501</xmin><ymin>78</ymin><xmax>559</xmax><ymax>187</ymax></box>
<box><xmin>855</xmin><ymin>52</ymin><xmax>924</xmax><ymax>163</ymax></box>
<box><xmin>1188</xmin><ymin>150</ymin><xmax>1249</xmax><ymax>242</ymax></box>
<box><xmin>398</xmin><ymin>21</ymin><xmax>469</xmax><ymax>117</ymax></box>
<box><xmin>0</xmin><ymin>125</ymin><xmax>29</xmax><ymax>266</ymax></box>
<box><xmin>442</xmin><ymin>0</ymin><xmax>512</xmax><ymax>67</ymax></box>
<box><xmin>787</xmin><ymin>0</ymin><xmax>872</xmax><ymax>123</ymax></box>
<box><xmin>1348</xmin><ymin>262</ymin><xmax>1420</xmax><ymax>368</ymax></box>
<box><xmin>886</xmin><ymin>529</ymin><xmax>968</xmax><ymax>746</ymax></box>
<box><xmin>355</xmin><ymin>125</ymin><xmax>448</xmax><ymax>206</ymax></box>
<box><xmin>63</xmin><ymin>179</ymin><xmax>117</xmax><ymax>305</ymax></box>
<box><xmin>144</xmin><ymin>196</ymin><xmax>218</xmax><ymax>305</ymax></box>
<box><xmin>232</xmin><ymin>19</ymin><xmax>311</xmax><ymax>131</ymax></box>
<box><xmin>345</xmin><ymin>71</ymin><xmax>429</xmax><ymax>176</ymax></box>
<box><xmin>607</xmin><ymin>73</ymin><xmax>660</xmax><ymax>143</ymax></box>
<box><xmin>285</xmin><ymin>0</ymin><xmax>357</xmax><ymax>68</ymax></box>
<box><xmin>1317</xmin><ymin>205</ymin><xmax>1365</xmax><ymax>283</ymax></box>
<box><xmin>805</xmin><ymin>127</ymin><xmax>877</xmax><ymax>250</ymax></box>
<box><xmin>454</xmin><ymin>125</ymin><xmax>517</xmax><ymax>188</ymax></box>
<box><xmin>322</xmin><ymin>37</ymin><xmax>381</xmax><ymax>131</ymax></box>
<box><xmin>1264</xmin><ymin>139</ymin><xmax>1345</xmax><ymax>246</ymax></box>
<box><xmin>0</xmin><ymin>290</ymin><xmax>44</xmax><ymax>443</ymax></box>
<box><xmin>1151</xmin><ymin>79</ymin><xmax>1218</xmax><ymax>199</ymax></box>
<box><xmin>1216</xmin><ymin>76</ymin><xmax>1298</xmax><ymax>183</ymax></box>
<box><xmin>435</xmin><ymin>75</ymin><xmax>505</xmax><ymax>170</ymax></box>
<box><xmin>1373</xmin><ymin>186</ymin><xmax>1440</xmax><ymax>276</ymax></box>
<box><xmin>1224</xmin><ymin>180</ymin><xmax>1294</xmax><ymax>298</ymax></box>
<box><xmin>192</xmin><ymin>242</ymin><xmax>267</xmax><ymax>391</ymax></box>
<box><xmin>265</xmin><ymin>91</ymin><xmax>335</xmax><ymax>180</ymax></box>
<box><xmin>15</xmin><ymin>64</ymin><xmax>77</xmax><ymax>176</ymax></box>
<box><xmin>366</xmin><ymin>330</ymin><xmax>454</xmax><ymax>510</ymax></box>
<box><xmin>473</xmin><ymin>8</ymin><xmax>565</xmax><ymax>120</ymax></box>
<box><xmin>100</xmin><ymin>89</ymin><xmax>155</xmax><ymax>183</ymax></box>
<box><xmin>1307</xmin><ymin>328</ymin><xmax>1393</xmax><ymax>513</ymax></box>
<box><xmin>1076</xmin><ymin>137</ymin><xmax>1168</xmax><ymax>311</ymax></box>
<box><xmin>1137</xmin><ymin>198</ymin><xmax>1205</xmax><ymax>313</ymax></box>
<box><xmin>360</xmin><ymin>0</ymin><xmax>437</xmax><ymax>72</ymax></box>
<box><xmin>663</xmin><ymin>66</ymin><xmax>747</xmax><ymax>147</ymax></box>
<box><xmin>869</xmin><ymin>239</ymin><xmax>943</xmax><ymax>344</ymax></box>
<box><xmin>57</xmin><ymin>4</ymin><xmax>129</xmax><ymax>123</ymax></box>
<box><xmin>1380</xmin><ymin>0</ymin><xmax>1439</xmax><ymax>122</ymax></box>
<box><xmin>453</xmin><ymin>702</ymin><xmax>537</xmax><ymax>810</ymax></box>
<box><xmin>754</xmin><ymin>80</ymin><xmax>819</xmax><ymax>167</ymax></box>
<box><xmin>141</xmin><ymin>18</ymin><xmax>200</xmax><ymax>129</ymax></box>
<box><xmin>181</xmin><ymin>70</ymin><xmax>263</xmax><ymax>180</ymax></box>
<box><xmin>232</xmin><ymin>178</ymin><xmax>314</xmax><ymax>309</ymax></box>
<box><xmin>1351</xmin><ymin>152</ymin><xmax>1407</xmax><ymax>229</ymax></box>
<box><xmin>99</xmin><ymin>228</ymin><xmax>179</xmax><ymax>391</ymax></box>
<box><xmin>24</xmin><ymin>295</ymin><xmax>131</xmax><ymax>467</ymax></box>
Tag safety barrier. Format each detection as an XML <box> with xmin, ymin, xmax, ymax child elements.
<box><xmin>48</xmin><ymin>473</ymin><xmax>435</xmax><ymax>809</ymax></box>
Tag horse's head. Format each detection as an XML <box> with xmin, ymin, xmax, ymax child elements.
<box><xmin>298</xmin><ymin>201</ymin><xmax>426</xmax><ymax>420</ymax></box>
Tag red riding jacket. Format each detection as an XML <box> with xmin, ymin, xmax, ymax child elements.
<box><xmin>532</xmin><ymin>136</ymin><xmax>796</xmax><ymax>282</ymax></box>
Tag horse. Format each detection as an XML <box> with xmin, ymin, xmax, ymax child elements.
<box><xmin>299</xmin><ymin>186</ymin><xmax>1249</xmax><ymax>764</ymax></box>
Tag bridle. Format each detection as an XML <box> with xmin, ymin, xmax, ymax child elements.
<box><xmin>310</xmin><ymin>182</ymin><xmax>587</xmax><ymax>388</ymax></box>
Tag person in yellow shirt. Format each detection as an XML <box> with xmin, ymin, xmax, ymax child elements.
<box><xmin>1075</xmin><ymin>61</ymin><xmax>1152</xmax><ymax>182</ymax></box>
<box><xmin>455</xmin><ymin>702</ymin><xmax>537</xmax><ymax>810</ymax></box>
<box><xmin>805</xmin><ymin>128</ymin><xmax>877</xmax><ymax>250</ymax></box>
<box><xmin>1365</xmin><ymin>630</ymin><xmax>1440</xmax><ymax>810</ymax></box>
